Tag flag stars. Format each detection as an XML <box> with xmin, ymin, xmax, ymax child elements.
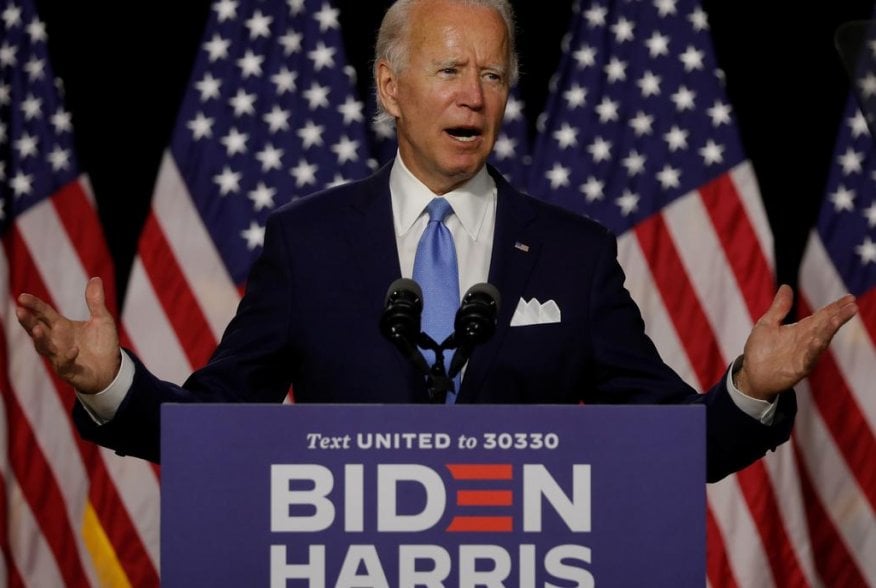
<box><xmin>220</xmin><ymin>127</ymin><xmax>248</xmax><ymax>156</ymax></box>
<box><xmin>291</xmin><ymin>158</ymin><xmax>318</xmax><ymax>187</ymax></box>
<box><xmin>314</xmin><ymin>3</ymin><xmax>340</xmax><ymax>31</ymax></box>
<box><xmin>587</xmin><ymin>136</ymin><xmax>612</xmax><ymax>162</ymax></box>
<box><xmin>610</xmin><ymin>17</ymin><xmax>635</xmax><ymax>43</ymax></box>
<box><xmin>671</xmin><ymin>86</ymin><xmax>696</xmax><ymax>111</ymax></box>
<box><xmin>664</xmin><ymin>125</ymin><xmax>688</xmax><ymax>151</ymax></box>
<box><xmin>237</xmin><ymin>50</ymin><xmax>264</xmax><ymax>78</ymax></box>
<box><xmin>645</xmin><ymin>32</ymin><xmax>670</xmax><ymax>58</ymax></box>
<box><xmin>213</xmin><ymin>0</ymin><xmax>238</xmax><ymax>22</ymax></box>
<box><xmin>303</xmin><ymin>82</ymin><xmax>330</xmax><ymax>109</ymax></box>
<box><xmin>287</xmin><ymin>0</ymin><xmax>306</xmax><ymax>15</ymax></box>
<box><xmin>863</xmin><ymin>202</ymin><xmax>876</xmax><ymax>227</ymax></box>
<box><xmin>280</xmin><ymin>30</ymin><xmax>303</xmax><ymax>55</ymax></box>
<box><xmin>195</xmin><ymin>73</ymin><xmax>222</xmax><ymax>101</ymax></box>
<box><xmin>858</xmin><ymin>72</ymin><xmax>876</xmax><ymax>99</ymax></box>
<box><xmin>707</xmin><ymin>100</ymin><xmax>732</xmax><ymax>126</ymax></box>
<box><xmin>493</xmin><ymin>134</ymin><xmax>517</xmax><ymax>160</ymax></box>
<box><xmin>838</xmin><ymin>147</ymin><xmax>864</xmax><ymax>175</ymax></box>
<box><xmin>51</xmin><ymin>109</ymin><xmax>72</xmax><ymax>133</ymax></box>
<box><xmin>698</xmin><ymin>140</ymin><xmax>724</xmax><ymax>165</ymax></box>
<box><xmin>241</xmin><ymin>221</ymin><xmax>265</xmax><ymax>250</ymax></box>
<box><xmin>553</xmin><ymin>123</ymin><xmax>579</xmax><ymax>149</ymax></box>
<box><xmin>849</xmin><ymin>111</ymin><xmax>869</xmax><ymax>138</ymax></box>
<box><xmin>0</xmin><ymin>82</ymin><xmax>10</xmax><ymax>105</ymax></box>
<box><xmin>0</xmin><ymin>43</ymin><xmax>17</xmax><ymax>68</ymax></box>
<box><xmin>595</xmin><ymin>97</ymin><xmax>619</xmax><ymax>122</ymax></box>
<box><xmin>24</xmin><ymin>57</ymin><xmax>44</xmax><ymax>80</ymax></box>
<box><xmin>14</xmin><ymin>132</ymin><xmax>38</xmax><ymax>159</ymax></box>
<box><xmin>308</xmin><ymin>41</ymin><xmax>336</xmax><ymax>71</ymax></box>
<box><xmin>263</xmin><ymin>106</ymin><xmax>290</xmax><ymax>133</ymax></box>
<box><xmin>572</xmin><ymin>45</ymin><xmax>597</xmax><ymax>68</ymax></box>
<box><xmin>688</xmin><ymin>7</ymin><xmax>709</xmax><ymax>31</ymax></box>
<box><xmin>615</xmin><ymin>190</ymin><xmax>639</xmax><ymax>216</ymax></box>
<box><xmin>187</xmin><ymin>113</ymin><xmax>214</xmax><ymax>139</ymax></box>
<box><xmin>622</xmin><ymin>150</ymin><xmax>647</xmax><ymax>176</ymax></box>
<box><xmin>545</xmin><ymin>163</ymin><xmax>571</xmax><ymax>188</ymax></box>
<box><xmin>679</xmin><ymin>45</ymin><xmax>705</xmax><ymax>72</ymax></box>
<box><xmin>203</xmin><ymin>34</ymin><xmax>230</xmax><ymax>61</ymax></box>
<box><xmin>830</xmin><ymin>185</ymin><xmax>855</xmax><ymax>212</ymax></box>
<box><xmin>582</xmin><ymin>5</ymin><xmax>608</xmax><ymax>28</ymax></box>
<box><xmin>637</xmin><ymin>71</ymin><xmax>661</xmax><ymax>97</ymax></box>
<box><xmin>245</xmin><ymin>10</ymin><xmax>273</xmax><ymax>39</ymax></box>
<box><xmin>855</xmin><ymin>237</ymin><xmax>876</xmax><ymax>264</ymax></box>
<box><xmin>248</xmin><ymin>182</ymin><xmax>276</xmax><ymax>211</ymax></box>
<box><xmin>271</xmin><ymin>67</ymin><xmax>297</xmax><ymax>94</ymax></box>
<box><xmin>27</xmin><ymin>18</ymin><xmax>47</xmax><ymax>42</ymax></box>
<box><xmin>562</xmin><ymin>84</ymin><xmax>587</xmax><ymax>109</ymax></box>
<box><xmin>580</xmin><ymin>176</ymin><xmax>605</xmax><ymax>202</ymax></box>
<box><xmin>47</xmin><ymin>146</ymin><xmax>71</xmax><ymax>171</ymax></box>
<box><xmin>604</xmin><ymin>57</ymin><xmax>627</xmax><ymax>82</ymax></box>
<box><xmin>629</xmin><ymin>111</ymin><xmax>654</xmax><ymax>136</ymax></box>
<box><xmin>21</xmin><ymin>94</ymin><xmax>42</xmax><ymax>120</ymax></box>
<box><xmin>656</xmin><ymin>165</ymin><xmax>681</xmax><ymax>189</ymax></box>
<box><xmin>10</xmin><ymin>171</ymin><xmax>33</xmax><ymax>197</ymax></box>
<box><xmin>331</xmin><ymin>136</ymin><xmax>360</xmax><ymax>164</ymax></box>
<box><xmin>504</xmin><ymin>95</ymin><xmax>524</xmax><ymax>121</ymax></box>
<box><xmin>655</xmin><ymin>0</ymin><xmax>678</xmax><ymax>17</ymax></box>
<box><xmin>214</xmin><ymin>166</ymin><xmax>242</xmax><ymax>195</ymax></box>
<box><xmin>229</xmin><ymin>89</ymin><xmax>257</xmax><ymax>116</ymax></box>
<box><xmin>337</xmin><ymin>96</ymin><xmax>364</xmax><ymax>124</ymax></box>
<box><xmin>297</xmin><ymin>120</ymin><xmax>325</xmax><ymax>148</ymax></box>
<box><xmin>256</xmin><ymin>143</ymin><xmax>284</xmax><ymax>171</ymax></box>
<box><xmin>1</xmin><ymin>4</ymin><xmax>22</xmax><ymax>28</ymax></box>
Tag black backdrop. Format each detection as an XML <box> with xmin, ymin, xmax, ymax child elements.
<box><xmin>33</xmin><ymin>0</ymin><xmax>875</xmax><ymax>304</ymax></box>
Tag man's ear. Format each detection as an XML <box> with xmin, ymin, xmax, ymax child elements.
<box><xmin>375</xmin><ymin>60</ymin><xmax>401</xmax><ymax>118</ymax></box>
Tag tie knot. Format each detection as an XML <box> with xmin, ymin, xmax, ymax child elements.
<box><xmin>425</xmin><ymin>198</ymin><xmax>454</xmax><ymax>223</ymax></box>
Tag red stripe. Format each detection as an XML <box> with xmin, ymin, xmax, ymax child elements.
<box><xmin>698</xmin><ymin>173</ymin><xmax>775</xmax><ymax>316</ymax></box>
<box><xmin>446</xmin><ymin>464</ymin><xmax>512</xmax><ymax>480</ymax></box>
<box><xmin>7</xmin><ymin>229</ymin><xmax>158</xmax><ymax>584</ymax></box>
<box><xmin>137</xmin><ymin>211</ymin><xmax>217</xmax><ymax>369</ymax></box>
<box><xmin>706</xmin><ymin>505</ymin><xmax>739</xmax><ymax>588</ymax></box>
<box><xmin>456</xmin><ymin>490</ymin><xmax>512</xmax><ymax>506</ymax></box>
<box><xmin>793</xmin><ymin>440</ymin><xmax>868</xmax><ymax>586</ymax></box>
<box><xmin>634</xmin><ymin>215</ymin><xmax>726</xmax><ymax>386</ymax></box>
<box><xmin>735</xmin><ymin>462</ymin><xmax>809</xmax><ymax>586</ymax></box>
<box><xmin>446</xmin><ymin>516</ymin><xmax>513</xmax><ymax>532</ymax></box>
<box><xmin>854</xmin><ymin>288</ymin><xmax>876</xmax><ymax>347</ymax></box>
<box><xmin>799</xmin><ymin>297</ymin><xmax>876</xmax><ymax>509</ymax></box>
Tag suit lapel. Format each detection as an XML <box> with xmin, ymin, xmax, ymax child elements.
<box><xmin>457</xmin><ymin>172</ymin><xmax>541</xmax><ymax>402</ymax></box>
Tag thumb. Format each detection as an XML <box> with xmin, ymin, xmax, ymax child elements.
<box><xmin>84</xmin><ymin>277</ymin><xmax>110</xmax><ymax>320</ymax></box>
<box><xmin>759</xmin><ymin>284</ymin><xmax>793</xmax><ymax>326</ymax></box>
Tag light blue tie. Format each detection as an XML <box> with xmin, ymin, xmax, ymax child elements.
<box><xmin>413</xmin><ymin>198</ymin><xmax>460</xmax><ymax>403</ymax></box>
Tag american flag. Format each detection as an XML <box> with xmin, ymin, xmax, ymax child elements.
<box><xmin>794</xmin><ymin>54</ymin><xmax>876</xmax><ymax>583</ymax></box>
<box><xmin>0</xmin><ymin>0</ymin><xmax>160</xmax><ymax>584</ymax></box>
<box><xmin>122</xmin><ymin>0</ymin><xmax>373</xmax><ymax>389</ymax></box>
<box><xmin>527</xmin><ymin>0</ymin><xmax>814</xmax><ymax>585</ymax></box>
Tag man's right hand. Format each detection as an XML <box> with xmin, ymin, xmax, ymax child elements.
<box><xmin>16</xmin><ymin>277</ymin><xmax>121</xmax><ymax>395</ymax></box>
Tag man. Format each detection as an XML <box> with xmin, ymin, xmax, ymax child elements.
<box><xmin>15</xmin><ymin>0</ymin><xmax>857</xmax><ymax>482</ymax></box>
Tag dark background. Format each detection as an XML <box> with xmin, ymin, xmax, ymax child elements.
<box><xmin>34</xmin><ymin>0</ymin><xmax>875</xmax><ymax>305</ymax></box>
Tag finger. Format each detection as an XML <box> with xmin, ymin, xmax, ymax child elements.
<box><xmin>16</xmin><ymin>292</ymin><xmax>61</xmax><ymax>327</ymax></box>
<box><xmin>84</xmin><ymin>277</ymin><xmax>110</xmax><ymax>320</ymax></box>
<box><xmin>759</xmin><ymin>284</ymin><xmax>794</xmax><ymax>326</ymax></box>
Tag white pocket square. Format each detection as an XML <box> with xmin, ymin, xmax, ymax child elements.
<box><xmin>510</xmin><ymin>297</ymin><xmax>561</xmax><ymax>326</ymax></box>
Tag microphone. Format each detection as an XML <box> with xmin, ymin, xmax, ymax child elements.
<box><xmin>380</xmin><ymin>278</ymin><xmax>429</xmax><ymax>374</ymax></box>
<box><xmin>447</xmin><ymin>282</ymin><xmax>501</xmax><ymax>378</ymax></box>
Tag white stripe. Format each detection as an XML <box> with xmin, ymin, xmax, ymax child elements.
<box><xmin>7</xmin><ymin>477</ymin><xmax>66</xmax><ymax>587</ymax></box>
<box><xmin>730</xmin><ymin>162</ymin><xmax>774</xmax><ymax>268</ymax></box>
<box><xmin>800</xmin><ymin>236</ymin><xmax>876</xmax><ymax>435</ymax></box>
<box><xmin>796</xmin><ymin>380</ymin><xmax>876</xmax><ymax>583</ymax></box>
<box><xmin>151</xmin><ymin>152</ymin><xmax>241</xmax><ymax>341</ymax></box>
<box><xmin>616</xmin><ymin>232</ymin><xmax>698</xmax><ymax>387</ymax></box>
<box><xmin>122</xmin><ymin>259</ymin><xmax>193</xmax><ymax>385</ymax></box>
<box><xmin>664</xmin><ymin>191</ymin><xmax>751</xmax><ymax>359</ymax></box>
<box><xmin>707</xmin><ymin>477</ymin><xmax>776</xmax><ymax>588</ymax></box>
<box><xmin>99</xmin><ymin>448</ymin><xmax>161</xmax><ymax>568</ymax></box>
<box><xmin>5</xmin><ymin>304</ymin><xmax>99</xmax><ymax>587</ymax></box>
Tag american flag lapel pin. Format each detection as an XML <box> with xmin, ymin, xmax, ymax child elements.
<box><xmin>514</xmin><ymin>241</ymin><xmax>530</xmax><ymax>253</ymax></box>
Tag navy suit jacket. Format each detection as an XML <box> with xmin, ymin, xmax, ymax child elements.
<box><xmin>74</xmin><ymin>162</ymin><xmax>795</xmax><ymax>481</ymax></box>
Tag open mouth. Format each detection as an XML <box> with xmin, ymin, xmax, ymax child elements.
<box><xmin>446</xmin><ymin>127</ymin><xmax>482</xmax><ymax>142</ymax></box>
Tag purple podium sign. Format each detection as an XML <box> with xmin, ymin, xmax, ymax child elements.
<box><xmin>161</xmin><ymin>404</ymin><xmax>705</xmax><ymax>587</ymax></box>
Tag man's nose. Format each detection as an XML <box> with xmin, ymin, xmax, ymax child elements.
<box><xmin>456</xmin><ymin>71</ymin><xmax>485</xmax><ymax>109</ymax></box>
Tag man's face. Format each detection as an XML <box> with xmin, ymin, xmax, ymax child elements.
<box><xmin>377</xmin><ymin>0</ymin><xmax>511</xmax><ymax>194</ymax></box>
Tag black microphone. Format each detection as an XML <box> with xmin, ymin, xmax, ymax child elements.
<box><xmin>447</xmin><ymin>282</ymin><xmax>501</xmax><ymax>378</ymax></box>
<box><xmin>380</xmin><ymin>278</ymin><xmax>430</xmax><ymax>374</ymax></box>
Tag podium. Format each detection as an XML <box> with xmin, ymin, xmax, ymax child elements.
<box><xmin>161</xmin><ymin>404</ymin><xmax>705</xmax><ymax>586</ymax></box>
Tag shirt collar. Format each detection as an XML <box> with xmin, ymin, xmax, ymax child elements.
<box><xmin>390</xmin><ymin>152</ymin><xmax>495</xmax><ymax>241</ymax></box>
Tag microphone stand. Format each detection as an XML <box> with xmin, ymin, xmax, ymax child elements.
<box><xmin>417</xmin><ymin>333</ymin><xmax>456</xmax><ymax>403</ymax></box>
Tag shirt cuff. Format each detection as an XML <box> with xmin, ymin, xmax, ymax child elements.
<box><xmin>726</xmin><ymin>355</ymin><xmax>776</xmax><ymax>425</ymax></box>
<box><xmin>76</xmin><ymin>350</ymin><xmax>134</xmax><ymax>424</ymax></box>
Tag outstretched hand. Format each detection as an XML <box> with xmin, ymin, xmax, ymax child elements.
<box><xmin>735</xmin><ymin>284</ymin><xmax>858</xmax><ymax>401</ymax></box>
<box><xmin>16</xmin><ymin>277</ymin><xmax>121</xmax><ymax>395</ymax></box>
